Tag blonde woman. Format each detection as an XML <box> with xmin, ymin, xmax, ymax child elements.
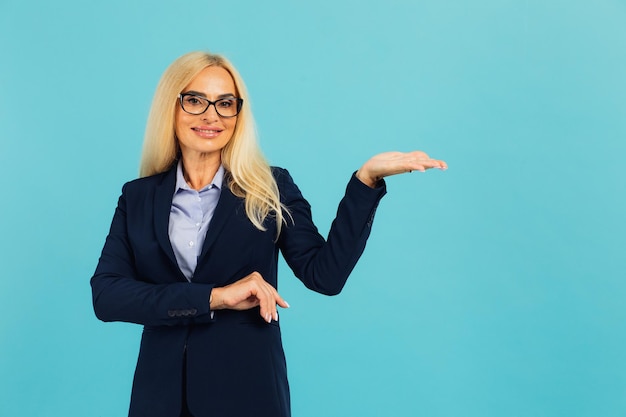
<box><xmin>91</xmin><ymin>51</ymin><xmax>447</xmax><ymax>417</ymax></box>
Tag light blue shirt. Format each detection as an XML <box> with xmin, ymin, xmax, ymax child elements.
<box><xmin>169</xmin><ymin>161</ymin><xmax>224</xmax><ymax>281</ymax></box>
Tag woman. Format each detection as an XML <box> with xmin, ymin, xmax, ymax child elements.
<box><xmin>91</xmin><ymin>51</ymin><xmax>447</xmax><ymax>417</ymax></box>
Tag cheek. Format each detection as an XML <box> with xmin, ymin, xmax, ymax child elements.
<box><xmin>226</xmin><ymin>117</ymin><xmax>238</xmax><ymax>132</ymax></box>
<box><xmin>174</xmin><ymin>112</ymin><xmax>193</xmax><ymax>136</ymax></box>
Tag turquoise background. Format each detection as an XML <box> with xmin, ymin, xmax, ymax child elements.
<box><xmin>1</xmin><ymin>0</ymin><xmax>625</xmax><ymax>416</ymax></box>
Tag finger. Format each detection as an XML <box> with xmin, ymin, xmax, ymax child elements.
<box><xmin>252</xmin><ymin>281</ymin><xmax>272</xmax><ymax>323</ymax></box>
<box><xmin>262</xmin><ymin>282</ymin><xmax>289</xmax><ymax>322</ymax></box>
<box><xmin>413</xmin><ymin>159</ymin><xmax>447</xmax><ymax>171</ymax></box>
<box><xmin>275</xmin><ymin>293</ymin><xmax>290</xmax><ymax>309</ymax></box>
<box><xmin>259</xmin><ymin>280</ymin><xmax>279</xmax><ymax>323</ymax></box>
<box><xmin>266</xmin><ymin>285</ymin><xmax>283</xmax><ymax>322</ymax></box>
<box><xmin>262</xmin><ymin>285</ymin><xmax>276</xmax><ymax>323</ymax></box>
<box><xmin>428</xmin><ymin>159</ymin><xmax>447</xmax><ymax>170</ymax></box>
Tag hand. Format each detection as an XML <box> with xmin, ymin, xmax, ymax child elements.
<box><xmin>210</xmin><ymin>272</ymin><xmax>289</xmax><ymax>323</ymax></box>
<box><xmin>356</xmin><ymin>151</ymin><xmax>448</xmax><ymax>188</ymax></box>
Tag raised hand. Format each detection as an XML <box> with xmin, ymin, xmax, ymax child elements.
<box><xmin>356</xmin><ymin>151</ymin><xmax>447</xmax><ymax>188</ymax></box>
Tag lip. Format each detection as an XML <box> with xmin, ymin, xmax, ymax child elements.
<box><xmin>192</xmin><ymin>126</ymin><xmax>223</xmax><ymax>139</ymax></box>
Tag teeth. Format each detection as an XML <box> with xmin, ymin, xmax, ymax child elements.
<box><xmin>196</xmin><ymin>129</ymin><xmax>219</xmax><ymax>133</ymax></box>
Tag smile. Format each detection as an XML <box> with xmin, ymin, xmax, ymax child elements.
<box><xmin>192</xmin><ymin>127</ymin><xmax>223</xmax><ymax>138</ymax></box>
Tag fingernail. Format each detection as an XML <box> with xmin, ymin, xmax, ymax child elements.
<box><xmin>266</xmin><ymin>314</ymin><xmax>271</xmax><ymax>323</ymax></box>
<box><xmin>285</xmin><ymin>301</ymin><xmax>290</xmax><ymax>308</ymax></box>
<box><xmin>274</xmin><ymin>312</ymin><xmax>279</xmax><ymax>321</ymax></box>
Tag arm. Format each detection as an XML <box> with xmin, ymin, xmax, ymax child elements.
<box><xmin>277</xmin><ymin>169</ymin><xmax>384</xmax><ymax>295</ymax></box>
<box><xmin>278</xmin><ymin>150</ymin><xmax>447</xmax><ymax>295</ymax></box>
<box><xmin>90</xmin><ymin>183</ymin><xmax>215</xmax><ymax>326</ymax></box>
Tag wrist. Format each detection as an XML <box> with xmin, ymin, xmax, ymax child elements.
<box><xmin>209</xmin><ymin>288</ymin><xmax>223</xmax><ymax>310</ymax></box>
<box><xmin>356</xmin><ymin>169</ymin><xmax>377</xmax><ymax>188</ymax></box>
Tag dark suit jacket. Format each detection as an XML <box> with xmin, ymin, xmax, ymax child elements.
<box><xmin>91</xmin><ymin>165</ymin><xmax>386</xmax><ymax>417</ymax></box>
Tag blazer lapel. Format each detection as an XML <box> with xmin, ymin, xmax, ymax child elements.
<box><xmin>153</xmin><ymin>166</ymin><xmax>180</xmax><ymax>271</ymax></box>
<box><xmin>199</xmin><ymin>185</ymin><xmax>240</xmax><ymax>260</ymax></box>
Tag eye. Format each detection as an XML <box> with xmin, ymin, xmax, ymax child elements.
<box><xmin>184</xmin><ymin>95</ymin><xmax>203</xmax><ymax>106</ymax></box>
<box><xmin>217</xmin><ymin>98</ymin><xmax>236</xmax><ymax>108</ymax></box>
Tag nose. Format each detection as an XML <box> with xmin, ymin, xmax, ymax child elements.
<box><xmin>201</xmin><ymin>103</ymin><xmax>220</xmax><ymax>121</ymax></box>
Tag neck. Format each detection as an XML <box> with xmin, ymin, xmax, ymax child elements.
<box><xmin>181</xmin><ymin>152</ymin><xmax>221</xmax><ymax>190</ymax></box>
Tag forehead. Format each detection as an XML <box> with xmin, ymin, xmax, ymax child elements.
<box><xmin>183</xmin><ymin>66</ymin><xmax>237</xmax><ymax>96</ymax></box>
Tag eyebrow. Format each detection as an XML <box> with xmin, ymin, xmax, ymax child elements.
<box><xmin>182</xmin><ymin>90</ymin><xmax>237</xmax><ymax>99</ymax></box>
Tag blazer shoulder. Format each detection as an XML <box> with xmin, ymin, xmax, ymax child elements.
<box><xmin>270</xmin><ymin>166</ymin><xmax>298</xmax><ymax>191</ymax></box>
<box><xmin>270</xmin><ymin>166</ymin><xmax>288</xmax><ymax>179</ymax></box>
<box><xmin>270</xmin><ymin>166</ymin><xmax>296</xmax><ymax>187</ymax></box>
<box><xmin>270</xmin><ymin>166</ymin><xmax>309</xmax><ymax>209</ymax></box>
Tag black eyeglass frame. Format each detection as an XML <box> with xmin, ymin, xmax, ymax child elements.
<box><xmin>178</xmin><ymin>93</ymin><xmax>244</xmax><ymax>118</ymax></box>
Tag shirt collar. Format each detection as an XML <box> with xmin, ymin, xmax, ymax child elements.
<box><xmin>175</xmin><ymin>160</ymin><xmax>225</xmax><ymax>193</ymax></box>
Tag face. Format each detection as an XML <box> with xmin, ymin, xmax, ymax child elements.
<box><xmin>175</xmin><ymin>66</ymin><xmax>239</xmax><ymax>161</ymax></box>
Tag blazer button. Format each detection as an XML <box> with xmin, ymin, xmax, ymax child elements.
<box><xmin>167</xmin><ymin>310</ymin><xmax>176</xmax><ymax>317</ymax></box>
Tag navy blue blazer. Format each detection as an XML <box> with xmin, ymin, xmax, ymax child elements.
<box><xmin>91</xmin><ymin>165</ymin><xmax>386</xmax><ymax>417</ymax></box>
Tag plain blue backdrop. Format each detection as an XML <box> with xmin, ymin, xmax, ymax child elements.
<box><xmin>1</xmin><ymin>1</ymin><xmax>625</xmax><ymax>416</ymax></box>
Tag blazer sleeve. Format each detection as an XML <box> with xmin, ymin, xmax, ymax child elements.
<box><xmin>276</xmin><ymin>169</ymin><xmax>386</xmax><ymax>295</ymax></box>
<box><xmin>90</xmin><ymin>182</ymin><xmax>215</xmax><ymax>327</ymax></box>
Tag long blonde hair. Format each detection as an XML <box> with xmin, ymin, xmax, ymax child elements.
<box><xmin>140</xmin><ymin>51</ymin><xmax>289</xmax><ymax>236</ymax></box>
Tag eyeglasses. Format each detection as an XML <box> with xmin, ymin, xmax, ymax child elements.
<box><xmin>178</xmin><ymin>93</ymin><xmax>243</xmax><ymax>118</ymax></box>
